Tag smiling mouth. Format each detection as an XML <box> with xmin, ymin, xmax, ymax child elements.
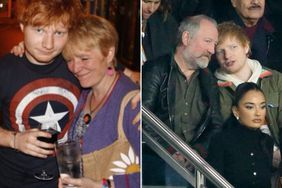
<box><xmin>77</xmin><ymin>74</ymin><xmax>87</xmax><ymax>79</ymax></box>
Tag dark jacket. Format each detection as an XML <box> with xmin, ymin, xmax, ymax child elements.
<box><xmin>208</xmin><ymin>118</ymin><xmax>274</xmax><ymax>188</ymax></box>
<box><xmin>142</xmin><ymin>54</ymin><xmax>223</xmax><ymax>154</ymax></box>
<box><xmin>142</xmin><ymin>11</ymin><xmax>178</xmax><ymax>62</ymax></box>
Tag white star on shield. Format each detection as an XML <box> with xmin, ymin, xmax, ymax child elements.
<box><xmin>29</xmin><ymin>102</ymin><xmax>68</xmax><ymax>132</ymax></box>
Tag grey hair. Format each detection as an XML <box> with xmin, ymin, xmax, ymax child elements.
<box><xmin>176</xmin><ymin>15</ymin><xmax>217</xmax><ymax>46</ymax></box>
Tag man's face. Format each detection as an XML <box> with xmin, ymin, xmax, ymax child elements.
<box><xmin>215</xmin><ymin>37</ymin><xmax>249</xmax><ymax>74</ymax></box>
<box><xmin>231</xmin><ymin>0</ymin><xmax>265</xmax><ymax>26</ymax></box>
<box><xmin>142</xmin><ymin>0</ymin><xmax>161</xmax><ymax>20</ymax></box>
<box><xmin>21</xmin><ymin>22</ymin><xmax>69</xmax><ymax>65</ymax></box>
<box><xmin>183</xmin><ymin>19</ymin><xmax>218</xmax><ymax>69</ymax></box>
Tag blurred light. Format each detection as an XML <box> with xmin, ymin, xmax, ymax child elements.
<box><xmin>0</xmin><ymin>3</ymin><xmax>3</xmax><ymax>8</ymax></box>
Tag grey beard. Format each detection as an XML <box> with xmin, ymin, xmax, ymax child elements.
<box><xmin>197</xmin><ymin>60</ymin><xmax>209</xmax><ymax>69</ymax></box>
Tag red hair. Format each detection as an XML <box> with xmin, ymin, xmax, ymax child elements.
<box><xmin>16</xmin><ymin>0</ymin><xmax>83</xmax><ymax>28</ymax></box>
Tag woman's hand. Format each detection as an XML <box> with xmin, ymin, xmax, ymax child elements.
<box><xmin>59</xmin><ymin>176</ymin><xmax>104</xmax><ymax>188</ymax></box>
<box><xmin>15</xmin><ymin>129</ymin><xmax>54</xmax><ymax>158</ymax></box>
<box><xmin>10</xmin><ymin>41</ymin><xmax>25</xmax><ymax>57</ymax></box>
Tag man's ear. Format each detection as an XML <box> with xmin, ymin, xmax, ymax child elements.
<box><xmin>231</xmin><ymin>0</ymin><xmax>236</xmax><ymax>8</ymax></box>
<box><xmin>182</xmin><ymin>31</ymin><xmax>190</xmax><ymax>46</ymax></box>
<box><xmin>19</xmin><ymin>23</ymin><xmax>24</xmax><ymax>32</ymax></box>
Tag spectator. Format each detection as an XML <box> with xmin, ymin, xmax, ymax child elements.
<box><xmin>59</xmin><ymin>15</ymin><xmax>140</xmax><ymax>188</ymax></box>
<box><xmin>208</xmin><ymin>82</ymin><xmax>274</xmax><ymax>188</ymax></box>
<box><xmin>142</xmin><ymin>15</ymin><xmax>223</xmax><ymax>187</ymax></box>
<box><xmin>142</xmin><ymin>0</ymin><xmax>178</xmax><ymax>63</ymax></box>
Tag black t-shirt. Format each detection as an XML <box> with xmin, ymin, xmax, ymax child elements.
<box><xmin>0</xmin><ymin>53</ymin><xmax>81</xmax><ymax>187</ymax></box>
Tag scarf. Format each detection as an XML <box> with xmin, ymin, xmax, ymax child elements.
<box><xmin>215</xmin><ymin>58</ymin><xmax>262</xmax><ymax>87</ymax></box>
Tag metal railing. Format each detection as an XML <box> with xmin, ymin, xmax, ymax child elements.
<box><xmin>142</xmin><ymin>106</ymin><xmax>234</xmax><ymax>188</ymax></box>
<box><xmin>143</xmin><ymin>129</ymin><xmax>196</xmax><ymax>186</ymax></box>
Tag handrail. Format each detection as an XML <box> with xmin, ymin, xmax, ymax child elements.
<box><xmin>143</xmin><ymin>129</ymin><xmax>196</xmax><ymax>186</ymax></box>
<box><xmin>142</xmin><ymin>106</ymin><xmax>234</xmax><ymax>188</ymax></box>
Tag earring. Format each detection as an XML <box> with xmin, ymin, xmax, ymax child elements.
<box><xmin>236</xmin><ymin>116</ymin><xmax>239</xmax><ymax>120</ymax></box>
<box><xmin>107</xmin><ymin>67</ymin><xmax>114</xmax><ymax>76</ymax></box>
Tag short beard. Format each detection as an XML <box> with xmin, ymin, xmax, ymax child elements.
<box><xmin>183</xmin><ymin>50</ymin><xmax>210</xmax><ymax>70</ymax></box>
<box><xmin>196</xmin><ymin>59</ymin><xmax>209</xmax><ymax>69</ymax></box>
<box><xmin>183</xmin><ymin>52</ymin><xmax>198</xmax><ymax>70</ymax></box>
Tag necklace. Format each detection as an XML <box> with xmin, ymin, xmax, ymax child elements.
<box><xmin>83</xmin><ymin>73</ymin><xmax>119</xmax><ymax>124</ymax></box>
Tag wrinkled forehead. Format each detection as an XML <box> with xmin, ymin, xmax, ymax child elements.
<box><xmin>197</xmin><ymin>20</ymin><xmax>218</xmax><ymax>38</ymax></box>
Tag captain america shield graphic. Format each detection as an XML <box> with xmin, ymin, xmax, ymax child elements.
<box><xmin>9</xmin><ymin>78</ymin><xmax>80</xmax><ymax>141</ymax></box>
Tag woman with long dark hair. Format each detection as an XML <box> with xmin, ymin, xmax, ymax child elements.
<box><xmin>208</xmin><ymin>82</ymin><xmax>274</xmax><ymax>188</ymax></box>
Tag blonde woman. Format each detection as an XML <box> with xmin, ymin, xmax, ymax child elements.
<box><xmin>60</xmin><ymin>16</ymin><xmax>140</xmax><ymax>188</ymax></box>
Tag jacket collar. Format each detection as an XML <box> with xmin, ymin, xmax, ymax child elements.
<box><xmin>217</xmin><ymin>68</ymin><xmax>273</xmax><ymax>87</ymax></box>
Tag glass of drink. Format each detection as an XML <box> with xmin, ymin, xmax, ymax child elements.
<box><xmin>34</xmin><ymin>122</ymin><xmax>60</xmax><ymax>181</ymax></box>
<box><xmin>56</xmin><ymin>140</ymin><xmax>83</xmax><ymax>187</ymax></box>
<box><xmin>37</xmin><ymin>123</ymin><xmax>60</xmax><ymax>144</ymax></box>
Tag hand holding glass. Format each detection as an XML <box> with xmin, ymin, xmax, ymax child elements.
<box><xmin>56</xmin><ymin>140</ymin><xmax>82</xmax><ymax>187</ymax></box>
<box><xmin>38</xmin><ymin>123</ymin><xmax>60</xmax><ymax>144</ymax></box>
<box><xmin>34</xmin><ymin>122</ymin><xmax>59</xmax><ymax>181</ymax></box>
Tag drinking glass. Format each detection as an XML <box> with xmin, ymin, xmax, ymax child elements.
<box><xmin>56</xmin><ymin>140</ymin><xmax>82</xmax><ymax>187</ymax></box>
<box><xmin>37</xmin><ymin>122</ymin><xmax>60</xmax><ymax>144</ymax></box>
<box><xmin>34</xmin><ymin>122</ymin><xmax>60</xmax><ymax>181</ymax></box>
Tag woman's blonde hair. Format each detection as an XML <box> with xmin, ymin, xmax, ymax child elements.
<box><xmin>63</xmin><ymin>15</ymin><xmax>119</xmax><ymax>61</ymax></box>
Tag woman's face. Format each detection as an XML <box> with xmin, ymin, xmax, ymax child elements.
<box><xmin>232</xmin><ymin>90</ymin><xmax>266</xmax><ymax>129</ymax></box>
<box><xmin>215</xmin><ymin>36</ymin><xmax>249</xmax><ymax>74</ymax></box>
<box><xmin>66</xmin><ymin>47</ymin><xmax>113</xmax><ymax>88</ymax></box>
<box><xmin>142</xmin><ymin>0</ymin><xmax>161</xmax><ymax>20</ymax></box>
